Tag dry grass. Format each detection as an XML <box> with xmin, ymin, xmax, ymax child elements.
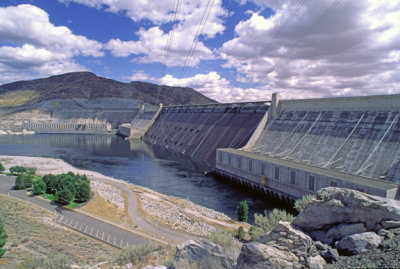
<box><xmin>0</xmin><ymin>193</ymin><xmax>116</xmax><ymax>267</ymax></box>
<box><xmin>0</xmin><ymin>90</ymin><xmax>38</xmax><ymax>108</ymax></box>
<box><xmin>80</xmin><ymin>190</ymin><xmax>134</xmax><ymax>229</ymax></box>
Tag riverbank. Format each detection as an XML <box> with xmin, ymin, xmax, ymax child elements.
<box><xmin>0</xmin><ymin>155</ymin><xmax>247</xmax><ymax>240</ymax></box>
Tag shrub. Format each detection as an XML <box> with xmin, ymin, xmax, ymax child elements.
<box><xmin>0</xmin><ymin>163</ymin><xmax>4</xmax><ymax>173</ymax></box>
<box><xmin>209</xmin><ymin>228</ymin><xmax>234</xmax><ymax>253</ymax></box>
<box><xmin>294</xmin><ymin>194</ymin><xmax>315</xmax><ymax>212</ymax></box>
<box><xmin>249</xmin><ymin>225</ymin><xmax>262</xmax><ymax>241</ymax></box>
<box><xmin>0</xmin><ymin>217</ymin><xmax>8</xmax><ymax>258</ymax></box>
<box><xmin>32</xmin><ymin>179</ymin><xmax>47</xmax><ymax>195</ymax></box>
<box><xmin>236</xmin><ymin>226</ymin><xmax>245</xmax><ymax>240</ymax></box>
<box><xmin>14</xmin><ymin>174</ymin><xmax>33</xmax><ymax>189</ymax></box>
<box><xmin>26</xmin><ymin>167</ymin><xmax>37</xmax><ymax>175</ymax></box>
<box><xmin>236</xmin><ymin>200</ymin><xmax>249</xmax><ymax>222</ymax></box>
<box><xmin>75</xmin><ymin>181</ymin><xmax>91</xmax><ymax>202</ymax></box>
<box><xmin>254</xmin><ymin>208</ymin><xmax>294</xmax><ymax>233</ymax></box>
<box><xmin>56</xmin><ymin>188</ymin><xmax>74</xmax><ymax>205</ymax></box>
<box><xmin>9</xmin><ymin>165</ymin><xmax>27</xmax><ymax>174</ymax></box>
<box><xmin>114</xmin><ymin>242</ymin><xmax>162</xmax><ymax>265</ymax></box>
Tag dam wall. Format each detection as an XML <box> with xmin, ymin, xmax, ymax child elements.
<box><xmin>22</xmin><ymin>122</ymin><xmax>112</xmax><ymax>134</ymax></box>
<box><xmin>215</xmin><ymin>94</ymin><xmax>400</xmax><ymax>201</ymax></box>
<box><xmin>129</xmin><ymin>105</ymin><xmax>163</xmax><ymax>139</ymax></box>
<box><xmin>143</xmin><ymin>102</ymin><xmax>269</xmax><ymax>166</ymax></box>
<box><xmin>52</xmin><ymin>108</ymin><xmax>139</xmax><ymax>128</ymax></box>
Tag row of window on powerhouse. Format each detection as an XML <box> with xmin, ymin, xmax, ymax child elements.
<box><xmin>218</xmin><ymin>152</ymin><xmax>339</xmax><ymax>191</ymax></box>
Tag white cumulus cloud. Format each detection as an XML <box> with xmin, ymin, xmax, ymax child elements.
<box><xmin>220</xmin><ymin>0</ymin><xmax>400</xmax><ymax>98</ymax></box>
<box><xmin>0</xmin><ymin>4</ymin><xmax>102</xmax><ymax>84</ymax></box>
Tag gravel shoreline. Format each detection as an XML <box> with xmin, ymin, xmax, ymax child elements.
<box><xmin>0</xmin><ymin>155</ymin><xmax>239</xmax><ymax>236</ymax></box>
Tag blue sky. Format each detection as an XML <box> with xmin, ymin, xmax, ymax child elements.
<box><xmin>0</xmin><ymin>0</ymin><xmax>399</xmax><ymax>102</ymax></box>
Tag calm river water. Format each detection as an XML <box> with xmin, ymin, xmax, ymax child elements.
<box><xmin>0</xmin><ymin>134</ymin><xmax>285</xmax><ymax>222</ymax></box>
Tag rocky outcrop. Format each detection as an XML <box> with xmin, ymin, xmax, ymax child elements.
<box><xmin>292</xmin><ymin>187</ymin><xmax>400</xmax><ymax>232</ymax></box>
<box><xmin>263</xmin><ymin>221</ymin><xmax>313</xmax><ymax>262</ymax></box>
<box><xmin>166</xmin><ymin>187</ymin><xmax>400</xmax><ymax>268</ymax></box>
<box><xmin>236</xmin><ymin>242</ymin><xmax>301</xmax><ymax>269</ymax></box>
<box><xmin>336</xmin><ymin>232</ymin><xmax>383</xmax><ymax>255</ymax></box>
<box><xmin>172</xmin><ymin>239</ymin><xmax>232</xmax><ymax>269</ymax></box>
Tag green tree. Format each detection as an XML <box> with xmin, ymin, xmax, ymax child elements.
<box><xmin>75</xmin><ymin>181</ymin><xmax>91</xmax><ymax>202</ymax></box>
<box><xmin>46</xmin><ymin>175</ymin><xmax>62</xmax><ymax>194</ymax></box>
<box><xmin>0</xmin><ymin>163</ymin><xmax>4</xmax><ymax>173</ymax></box>
<box><xmin>236</xmin><ymin>226</ymin><xmax>245</xmax><ymax>240</ymax></box>
<box><xmin>14</xmin><ymin>174</ymin><xmax>33</xmax><ymax>189</ymax></box>
<box><xmin>0</xmin><ymin>217</ymin><xmax>8</xmax><ymax>258</ymax></box>
<box><xmin>56</xmin><ymin>188</ymin><xmax>73</xmax><ymax>205</ymax></box>
<box><xmin>236</xmin><ymin>200</ymin><xmax>249</xmax><ymax>222</ymax></box>
<box><xmin>9</xmin><ymin>166</ymin><xmax>27</xmax><ymax>174</ymax></box>
<box><xmin>32</xmin><ymin>179</ymin><xmax>47</xmax><ymax>195</ymax></box>
<box><xmin>26</xmin><ymin>167</ymin><xmax>37</xmax><ymax>175</ymax></box>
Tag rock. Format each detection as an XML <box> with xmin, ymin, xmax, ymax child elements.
<box><xmin>336</xmin><ymin>232</ymin><xmax>383</xmax><ymax>255</ymax></box>
<box><xmin>310</xmin><ymin>230</ymin><xmax>332</xmax><ymax>245</ymax></box>
<box><xmin>293</xmin><ymin>187</ymin><xmax>400</xmax><ymax>232</ymax></box>
<box><xmin>306</xmin><ymin>255</ymin><xmax>326</xmax><ymax>269</ymax></box>
<box><xmin>172</xmin><ymin>239</ymin><xmax>232</xmax><ymax>269</ymax></box>
<box><xmin>319</xmin><ymin>247</ymin><xmax>339</xmax><ymax>263</ymax></box>
<box><xmin>122</xmin><ymin>263</ymin><xmax>132</xmax><ymax>269</ymax></box>
<box><xmin>314</xmin><ymin>241</ymin><xmax>328</xmax><ymax>251</ymax></box>
<box><xmin>235</xmin><ymin>242</ymin><xmax>300</xmax><ymax>269</ymax></box>
<box><xmin>326</xmin><ymin>223</ymin><xmax>367</xmax><ymax>241</ymax></box>
<box><xmin>143</xmin><ymin>266</ymin><xmax>167</xmax><ymax>269</ymax></box>
<box><xmin>378</xmin><ymin>229</ymin><xmax>395</xmax><ymax>239</ymax></box>
<box><xmin>265</xmin><ymin>221</ymin><xmax>313</xmax><ymax>258</ymax></box>
<box><xmin>381</xmin><ymin>220</ymin><xmax>400</xmax><ymax>230</ymax></box>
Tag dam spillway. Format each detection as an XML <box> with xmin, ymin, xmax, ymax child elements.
<box><xmin>215</xmin><ymin>94</ymin><xmax>400</xmax><ymax>201</ymax></box>
<box><xmin>142</xmin><ymin>102</ymin><xmax>269</xmax><ymax>166</ymax></box>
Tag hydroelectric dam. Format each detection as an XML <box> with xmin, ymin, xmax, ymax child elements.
<box><xmin>121</xmin><ymin>93</ymin><xmax>400</xmax><ymax>202</ymax></box>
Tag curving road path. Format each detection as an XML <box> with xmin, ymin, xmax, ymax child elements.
<box><xmin>92</xmin><ymin>178</ymin><xmax>201</xmax><ymax>244</ymax></box>
<box><xmin>0</xmin><ymin>175</ymin><xmax>200</xmax><ymax>248</ymax></box>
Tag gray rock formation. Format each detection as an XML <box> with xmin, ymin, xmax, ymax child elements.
<box><xmin>235</xmin><ymin>242</ymin><xmax>301</xmax><ymax>269</ymax></box>
<box><xmin>326</xmin><ymin>223</ymin><xmax>367</xmax><ymax>241</ymax></box>
<box><xmin>264</xmin><ymin>221</ymin><xmax>313</xmax><ymax>261</ymax></box>
<box><xmin>293</xmin><ymin>187</ymin><xmax>400</xmax><ymax>232</ymax></box>
<box><xmin>172</xmin><ymin>238</ymin><xmax>231</xmax><ymax>269</ymax></box>
<box><xmin>306</xmin><ymin>255</ymin><xmax>326</xmax><ymax>269</ymax></box>
<box><xmin>336</xmin><ymin>232</ymin><xmax>383</xmax><ymax>255</ymax></box>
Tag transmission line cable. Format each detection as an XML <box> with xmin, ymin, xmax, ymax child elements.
<box><xmin>156</xmin><ymin>0</ymin><xmax>181</xmax><ymax>105</ymax></box>
<box><xmin>168</xmin><ymin>0</ymin><xmax>215</xmax><ymax>104</ymax></box>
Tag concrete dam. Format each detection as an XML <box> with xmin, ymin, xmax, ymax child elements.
<box><xmin>216</xmin><ymin>94</ymin><xmax>400</xmax><ymax>202</ymax></box>
<box><xmin>142</xmin><ymin>102</ymin><xmax>269</xmax><ymax>166</ymax></box>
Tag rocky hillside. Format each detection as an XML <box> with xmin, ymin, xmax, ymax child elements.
<box><xmin>0</xmin><ymin>72</ymin><xmax>216</xmax><ymax>108</ymax></box>
<box><xmin>159</xmin><ymin>187</ymin><xmax>400</xmax><ymax>269</ymax></box>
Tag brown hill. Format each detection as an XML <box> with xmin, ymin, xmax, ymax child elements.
<box><xmin>0</xmin><ymin>72</ymin><xmax>217</xmax><ymax>107</ymax></box>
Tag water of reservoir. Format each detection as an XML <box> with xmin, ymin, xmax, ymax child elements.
<box><xmin>0</xmin><ymin>134</ymin><xmax>288</xmax><ymax>222</ymax></box>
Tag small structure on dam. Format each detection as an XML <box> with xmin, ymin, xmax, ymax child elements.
<box><xmin>142</xmin><ymin>102</ymin><xmax>269</xmax><ymax>166</ymax></box>
<box><xmin>215</xmin><ymin>93</ymin><xmax>400</xmax><ymax>201</ymax></box>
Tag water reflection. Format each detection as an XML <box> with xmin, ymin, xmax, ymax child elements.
<box><xmin>0</xmin><ymin>134</ymin><xmax>285</xmax><ymax>222</ymax></box>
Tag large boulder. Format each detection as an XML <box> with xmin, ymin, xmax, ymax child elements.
<box><xmin>172</xmin><ymin>239</ymin><xmax>232</xmax><ymax>269</ymax></box>
<box><xmin>336</xmin><ymin>232</ymin><xmax>383</xmax><ymax>255</ymax></box>
<box><xmin>235</xmin><ymin>242</ymin><xmax>301</xmax><ymax>269</ymax></box>
<box><xmin>326</xmin><ymin>223</ymin><xmax>367</xmax><ymax>241</ymax></box>
<box><xmin>264</xmin><ymin>221</ymin><xmax>313</xmax><ymax>260</ymax></box>
<box><xmin>292</xmin><ymin>187</ymin><xmax>400</xmax><ymax>232</ymax></box>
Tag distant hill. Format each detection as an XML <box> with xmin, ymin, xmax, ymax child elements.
<box><xmin>0</xmin><ymin>72</ymin><xmax>217</xmax><ymax>108</ymax></box>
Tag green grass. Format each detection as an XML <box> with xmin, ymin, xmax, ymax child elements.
<box><xmin>65</xmin><ymin>199</ymin><xmax>83</xmax><ymax>209</ymax></box>
<box><xmin>42</xmin><ymin>193</ymin><xmax>56</xmax><ymax>201</ymax></box>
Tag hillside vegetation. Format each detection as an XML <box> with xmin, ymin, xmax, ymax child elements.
<box><xmin>0</xmin><ymin>72</ymin><xmax>216</xmax><ymax>107</ymax></box>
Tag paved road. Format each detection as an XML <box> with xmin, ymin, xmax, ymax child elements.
<box><xmin>0</xmin><ymin>175</ymin><xmax>155</xmax><ymax>248</ymax></box>
<box><xmin>103</xmin><ymin>179</ymin><xmax>200</xmax><ymax>244</ymax></box>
